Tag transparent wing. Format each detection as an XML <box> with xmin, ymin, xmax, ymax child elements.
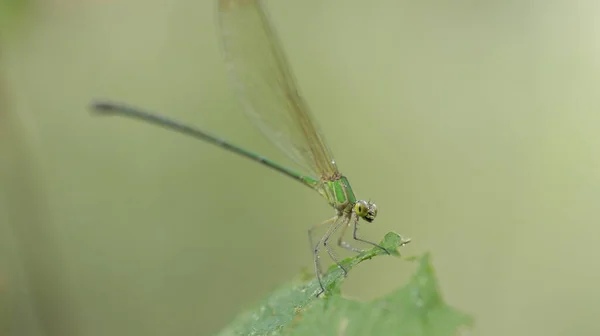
<box><xmin>218</xmin><ymin>0</ymin><xmax>339</xmax><ymax>179</ymax></box>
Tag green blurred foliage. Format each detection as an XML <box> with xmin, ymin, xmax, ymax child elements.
<box><xmin>283</xmin><ymin>253</ymin><xmax>471</xmax><ymax>336</ymax></box>
<box><xmin>218</xmin><ymin>234</ymin><xmax>471</xmax><ymax>336</ymax></box>
<box><xmin>217</xmin><ymin>233</ymin><xmax>425</xmax><ymax>336</ymax></box>
<box><xmin>2</xmin><ymin>0</ymin><xmax>600</xmax><ymax>336</ymax></box>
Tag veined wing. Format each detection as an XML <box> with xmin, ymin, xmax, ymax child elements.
<box><xmin>217</xmin><ymin>0</ymin><xmax>338</xmax><ymax>180</ymax></box>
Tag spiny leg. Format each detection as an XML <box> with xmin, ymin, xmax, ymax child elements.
<box><xmin>337</xmin><ymin>213</ymin><xmax>364</xmax><ymax>253</ymax></box>
<box><xmin>308</xmin><ymin>216</ymin><xmax>338</xmax><ymax>275</ymax></box>
<box><xmin>322</xmin><ymin>215</ymin><xmax>350</xmax><ymax>278</ymax></box>
<box><xmin>308</xmin><ymin>216</ymin><xmax>338</xmax><ymax>296</ymax></box>
<box><xmin>351</xmin><ymin>216</ymin><xmax>390</xmax><ymax>255</ymax></box>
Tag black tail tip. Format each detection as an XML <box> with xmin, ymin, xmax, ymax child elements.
<box><xmin>89</xmin><ymin>100</ymin><xmax>118</xmax><ymax>114</ymax></box>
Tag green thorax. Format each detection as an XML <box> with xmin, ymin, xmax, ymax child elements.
<box><xmin>314</xmin><ymin>175</ymin><xmax>357</xmax><ymax>210</ymax></box>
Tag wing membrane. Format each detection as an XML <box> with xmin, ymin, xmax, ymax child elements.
<box><xmin>218</xmin><ymin>0</ymin><xmax>339</xmax><ymax>179</ymax></box>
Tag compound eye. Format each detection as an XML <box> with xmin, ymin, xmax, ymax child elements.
<box><xmin>354</xmin><ymin>201</ymin><xmax>369</xmax><ymax>217</ymax></box>
<box><xmin>370</xmin><ymin>203</ymin><xmax>378</xmax><ymax>217</ymax></box>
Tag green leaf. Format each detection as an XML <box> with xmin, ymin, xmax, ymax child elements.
<box><xmin>216</xmin><ymin>232</ymin><xmax>472</xmax><ymax>336</ymax></box>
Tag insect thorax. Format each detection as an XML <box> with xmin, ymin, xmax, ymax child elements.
<box><xmin>321</xmin><ymin>175</ymin><xmax>357</xmax><ymax>211</ymax></box>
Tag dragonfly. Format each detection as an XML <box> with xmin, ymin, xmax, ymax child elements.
<box><xmin>91</xmin><ymin>0</ymin><xmax>388</xmax><ymax>296</ymax></box>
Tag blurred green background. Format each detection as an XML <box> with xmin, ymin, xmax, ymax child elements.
<box><xmin>2</xmin><ymin>0</ymin><xmax>600</xmax><ymax>335</ymax></box>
